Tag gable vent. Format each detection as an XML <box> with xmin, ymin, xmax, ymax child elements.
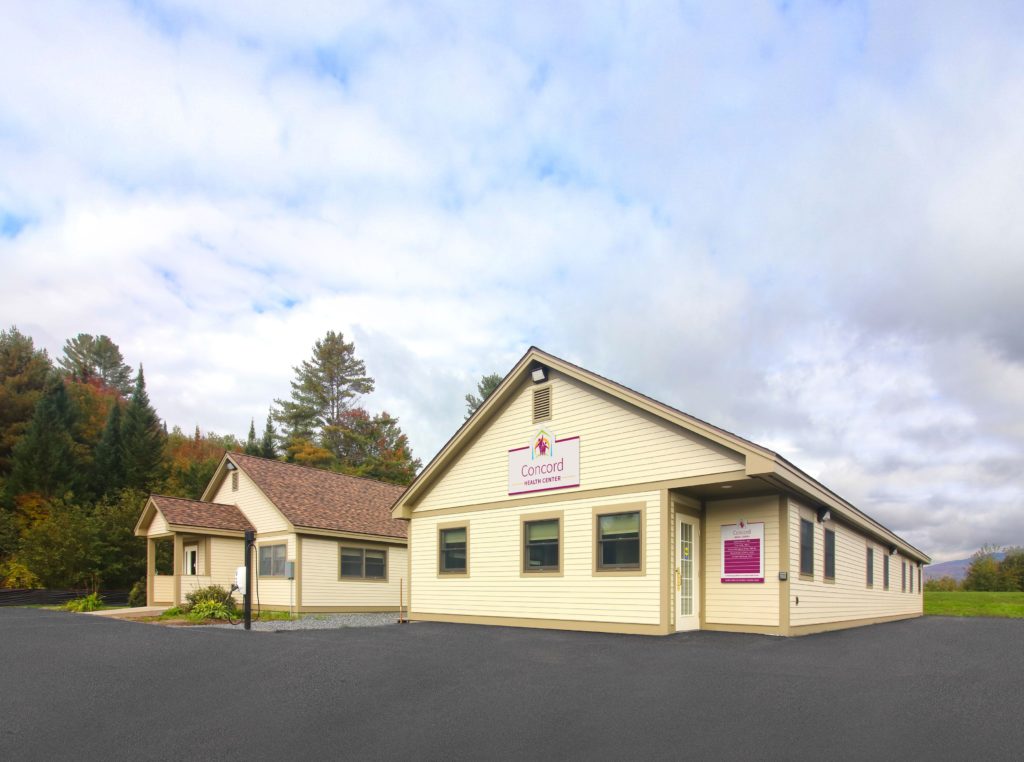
<box><xmin>532</xmin><ymin>386</ymin><xmax>552</xmax><ymax>423</ymax></box>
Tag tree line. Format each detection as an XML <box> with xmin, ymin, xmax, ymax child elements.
<box><xmin>0</xmin><ymin>327</ymin><xmax>426</xmax><ymax>592</ymax></box>
<box><xmin>925</xmin><ymin>545</ymin><xmax>1024</xmax><ymax>592</ymax></box>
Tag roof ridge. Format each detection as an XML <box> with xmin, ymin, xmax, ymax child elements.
<box><xmin>229</xmin><ymin>451</ymin><xmax>407</xmax><ymax>491</ymax></box>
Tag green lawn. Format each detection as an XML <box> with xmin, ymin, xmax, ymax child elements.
<box><xmin>924</xmin><ymin>591</ymin><xmax>1024</xmax><ymax>618</ymax></box>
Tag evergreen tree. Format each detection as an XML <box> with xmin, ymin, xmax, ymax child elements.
<box><xmin>8</xmin><ymin>378</ymin><xmax>78</xmax><ymax>499</ymax></box>
<box><xmin>464</xmin><ymin>372</ymin><xmax>503</xmax><ymax>419</ymax></box>
<box><xmin>0</xmin><ymin>326</ymin><xmax>54</xmax><ymax>475</ymax></box>
<box><xmin>57</xmin><ymin>334</ymin><xmax>133</xmax><ymax>395</ymax></box>
<box><xmin>92</xmin><ymin>401</ymin><xmax>125</xmax><ymax>497</ymax></box>
<box><xmin>259</xmin><ymin>413</ymin><xmax>277</xmax><ymax>459</ymax></box>
<box><xmin>121</xmin><ymin>365</ymin><xmax>166</xmax><ymax>492</ymax></box>
<box><xmin>244</xmin><ymin>418</ymin><xmax>260</xmax><ymax>455</ymax></box>
<box><xmin>336</xmin><ymin>408</ymin><xmax>421</xmax><ymax>485</ymax></box>
<box><xmin>272</xmin><ymin>331</ymin><xmax>374</xmax><ymax>455</ymax></box>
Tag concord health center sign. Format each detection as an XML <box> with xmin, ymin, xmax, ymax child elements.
<box><xmin>508</xmin><ymin>431</ymin><xmax>580</xmax><ymax>496</ymax></box>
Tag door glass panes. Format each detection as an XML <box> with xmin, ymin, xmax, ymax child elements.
<box><xmin>680</xmin><ymin>522</ymin><xmax>693</xmax><ymax>617</ymax></box>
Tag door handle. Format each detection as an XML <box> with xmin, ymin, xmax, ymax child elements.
<box><xmin>675</xmin><ymin>568</ymin><xmax>681</xmax><ymax>590</ymax></box>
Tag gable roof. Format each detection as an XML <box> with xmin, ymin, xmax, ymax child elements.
<box><xmin>140</xmin><ymin>495</ymin><xmax>253</xmax><ymax>534</ymax></box>
<box><xmin>225</xmin><ymin>452</ymin><xmax>408</xmax><ymax>540</ymax></box>
<box><xmin>393</xmin><ymin>346</ymin><xmax>930</xmax><ymax>564</ymax></box>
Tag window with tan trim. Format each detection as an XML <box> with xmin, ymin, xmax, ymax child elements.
<box><xmin>340</xmin><ymin>546</ymin><xmax>387</xmax><ymax>581</ymax></box>
<box><xmin>824</xmin><ymin>528</ymin><xmax>836</xmax><ymax>581</ymax></box>
<box><xmin>439</xmin><ymin>526</ymin><xmax>468</xmax><ymax>575</ymax></box>
<box><xmin>258</xmin><ymin>543</ymin><xmax>286</xmax><ymax>577</ymax></box>
<box><xmin>866</xmin><ymin>546</ymin><xmax>874</xmax><ymax>587</ymax></box>
<box><xmin>883</xmin><ymin>554</ymin><xmax>890</xmax><ymax>590</ymax></box>
<box><xmin>594</xmin><ymin>507</ymin><xmax>643</xmax><ymax>573</ymax></box>
<box><xmin>521</xmin><ymin>513</ymin><xmax>562</xmax><ymax>574</ymax></box>
<box><xmin>799</xmin><ymin>519</ymin><xmax>814</xmax><ymax>577</ymax></box>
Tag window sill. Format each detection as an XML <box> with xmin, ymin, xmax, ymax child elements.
<box><xmin>799</xmin><ymin>573</ymin><xmax>814</xmax><ymax>582</ymax></box>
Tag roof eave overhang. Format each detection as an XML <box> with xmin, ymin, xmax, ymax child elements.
<box><xmin>294</xmin><ymin>525</ymin><xmax>407</xmax><ymax>544</ymax></box>
<box><xmin>756</xmin><ymin>459</ymin><xmax>931</xmax><ymax>564</ymax></box>
<box><xmin>166</xmin><ymin>523</ymin><xmax>249</xmax><ymax>538</ymax></box>
<box><xmin>134</xmin><ymin>497</ymin><xmax>159</xmax><ymax>537</ymax></box>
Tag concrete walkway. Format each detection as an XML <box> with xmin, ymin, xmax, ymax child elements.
<box><xmin>84</xmin><ymin>605</ymin><xmax>167</xmax><ymax>619</ymax></box>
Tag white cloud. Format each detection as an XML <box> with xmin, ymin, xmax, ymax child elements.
<box><xmin>2</xmin><ymin>1</ymin><xmax>1023</xmax><ymax>561</ymax></box>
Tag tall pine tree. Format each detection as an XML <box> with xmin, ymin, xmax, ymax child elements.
<box><xmin>8</xmin><ymin>378</ymin><xmax>78</xmax><ymax>499</ymax></box>
<box><xmin>92</xmin><ymin>401</ymin><xmax>125</xmax><ymax>497</ymax></box>
<box><xmin>259</xmin><ymin>413</ymin><xmax>277</xmax><ymax>459</ymax></box>
<box><xmin>272</xmin><ymin>331</ymin><xmax>374</xmax><ymax>454</ymax></box>
<box><xmin>121</xmin><ymin>365</ymin><xmax>165</xmax><ymax>492</ymax></box>
<box><xmin>244</xmin><ymin>419</ymin><xmax>260</xmax><ymax>455</ymax></box>
<box><xmin>57</xmin><ymin>334</ymin><xmax>133</xmax><ymax>395</ymax></box>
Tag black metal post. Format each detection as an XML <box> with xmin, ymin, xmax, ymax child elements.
<box><xmin>244</xmin><ymin>528</ymin><xmax>254</xmax><ymax>630</ymax></box>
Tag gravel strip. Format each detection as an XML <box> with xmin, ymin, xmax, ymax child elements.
<box><xmin>205</xmin><ymin>612</ymin><xmax>399</xmax><ymax>631</ymax></box>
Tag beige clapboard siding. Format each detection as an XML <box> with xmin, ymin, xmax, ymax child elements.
<box><xmin>211</xmin><ymin>467</ymin><xmax>289</xmax><ymax>534</ymax></box>
<box><xmin>179</xmin><ymin>575</ymin><xmax>212</xmax><ymax>602</ymax></box>
<box><xmin>153</xmin><ymin>575</ymin><xmax>173</xmax><ymax>603</ymax></box>
<box><xmin>147</xmin><ymin>510</ymin><xmax>168</xmax><ymax>536</ymax></box>
<box><xmin>411</xmin><ymin>491</ymin><xmax>662</xmax><ymax>624</ymax></box>
<box><xmin>415</xmin><ymin>373</ymin><xmax>742</xmax><ymax>512</ymax></box>
<box><xmin>789</xmin><ymin>501</ymin><xmax>922</xmax><ymax>625</ymax></box>
<box><xmin>301</xmin><ymin>537</ymin><xmax>408</xmax><ymax>609</ymax></box>
<box><xmin>253</xmin><ymin>533</ymin><xmax>297</xmax><ymax>607</ymax></box>
<box><xmin>209</xmin><ymin>536</ymin><xmax>245</xmax><ymax>604</ymax></box>
<box><xmin>703</xmin><ymin>496</ymin><xmax>780</xmax><ymax>626</ymax></box>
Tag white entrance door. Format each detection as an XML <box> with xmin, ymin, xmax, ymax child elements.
<box><xmin>184</xmin><ymin>546</ymin><xmax>198</xmax><ymax>576</ymax></box>
<box><xmin>676</xmin><ymin>516</ymin><xmax>699</xmax><ymax>631</ymax></box>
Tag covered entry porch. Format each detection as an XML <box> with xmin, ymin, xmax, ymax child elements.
<box><xmin>134</xmin><ymin>495</ymin><xmax>252</xmax><ymax>607</ymax></box>
<box><xmin>668</xmin><ymin>473</ymin><xmax>784</xmax><ymax>634</ymax></box>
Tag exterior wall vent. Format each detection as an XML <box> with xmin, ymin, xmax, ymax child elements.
<box><xmin>532</xmin><ymin>386</ymin><xmax>552</xmax><ymax>423</ymax></box>
<box><xmin>232</xmin><ymin>471</ymin><xmax>239</xmax><ymax>491</ymax></box>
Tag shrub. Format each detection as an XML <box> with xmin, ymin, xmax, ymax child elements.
<box><xmin>184</xmin><ymin>585</ymin><xmax>236</xmax><ymax>614</ymax></box>
<box><xmin>925</xmin><ymin>576</ymin><xmax>960</xmax><ymax>592</ymax></box>
<box><xmin>159</xmin><ymin>606</ymin><xmax>183</xmax><ymax>618</ymax></box>
<box><xmin>65</xmin><ymin>592</ymin><xmax>103</xmax><ymax>612</ymax></box>
<box><xmin>187</xmin><ymin>599</ymin><xmax>232</xmax><ymax>622</ymax></box>
<box><xmin>127</xmin><ymin>578</ymin><xmax>147</xmax><ymax>607</ymax></box>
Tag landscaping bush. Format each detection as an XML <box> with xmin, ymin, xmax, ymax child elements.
<box><xmin>184</xmin><ymin>585</ymin><xmax>236</xmax><ymax>614</ymax></box>
<box><xmin>187</xmin><ymin>599</ymin><xmax>233</xmax><ymax>622</ymax></box>
<box><xmin>127</xmin><ymin>578</ymin><xmax>147</xmax><ymax>607</ymax></box>
<box><xmin>64</xmin><ymin>592</ymin><xmax>103</xmax><ymax>612</ymax></box>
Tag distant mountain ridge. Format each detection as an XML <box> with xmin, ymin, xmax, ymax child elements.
<box><xmin>925</xmin><ymin>552</ymin><xmax>1005</xmax><ymax>582</ymax></box>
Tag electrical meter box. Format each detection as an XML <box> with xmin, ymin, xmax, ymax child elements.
<box><xmin>285</xmin><ymin>561</ymin><xmax>295</xmax><ymax>580</ymax></box>
<box><xmin>235</xmin><ymin>565</ymin><xmax>247</xmax><ymax>591</ymax></box>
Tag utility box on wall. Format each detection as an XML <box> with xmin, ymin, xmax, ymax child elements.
<box><xmin>285</xmin><ymin>561</ymin><xmax>295</xmax><ymax>580</ymax></box>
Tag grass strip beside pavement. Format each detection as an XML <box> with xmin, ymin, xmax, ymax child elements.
<box><xmin>925</xmin><ymin>591</ymin><xmax>1024</xmax><ymax>618</ymax></box>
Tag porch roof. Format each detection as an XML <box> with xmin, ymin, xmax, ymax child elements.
<box><xmin>149</xmin><ymin>494</ymin><xmax>254</xmax><ymax>533</ymax></box>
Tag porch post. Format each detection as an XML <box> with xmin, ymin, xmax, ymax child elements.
<box><xmin>146</xmin><ymin>538</ymin><xmax>156</xmax><ymax>607</ymax></box>
<box><xmin>173</xmin><ymin>534</ymin><xmax>183</xmax><ymax>606</ymax></box>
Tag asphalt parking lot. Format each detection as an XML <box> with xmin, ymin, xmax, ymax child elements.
<box><xmin>1</xmin><ymin>609</ymin><xmax>1021</xmax><ymax>761</ymax></box>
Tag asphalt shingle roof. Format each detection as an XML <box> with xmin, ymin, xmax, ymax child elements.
<box><xmin>229</xmin><ymin>453</ymin><xmax>408</xmax><ymax>539</ymax></box>
<box><xmin>150</xmin><ymin>494</ymin><xmax>254</xmax><ymax>532</ymax></box>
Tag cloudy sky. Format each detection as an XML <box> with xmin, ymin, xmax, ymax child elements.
<box><xmin>2</xmin><ymin>1</ymin><xmax>1022</xmax><ymax>561</ymax></box>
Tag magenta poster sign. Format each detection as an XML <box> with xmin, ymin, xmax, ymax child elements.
<box><xmin>721</xmin><ymin>521</ymin><xmax>765</xmax><ymax>583</ymax></box>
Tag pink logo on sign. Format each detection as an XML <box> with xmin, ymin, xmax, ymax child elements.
<box><xmin>532</xmin><ymin>431</ymin><xmax>552</xmax><ymax>459</ymax></box>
